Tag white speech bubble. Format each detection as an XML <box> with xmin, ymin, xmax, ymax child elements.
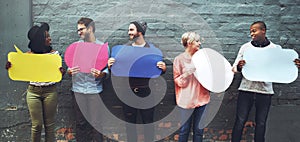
<box><xmin>192</xmin><ymin>48</ymin><xmax>234</xmax><ymax>93</ymax></box>
<box><xmin>242</xmin><ymin>47</ymin><xmax>298</xmax><ymax>83</ymax></box>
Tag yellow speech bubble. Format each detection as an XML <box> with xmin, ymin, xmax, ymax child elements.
<box><xmin>7</xmin><ymin>45</ymin><xmax>62</xmax><ymax>82</ymax></box>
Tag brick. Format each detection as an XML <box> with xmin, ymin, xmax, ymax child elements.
<box><xmin>226</xmin><ymin>129</ymin><xmax>232</xmax><ymax>134</ymax></box>
<box><xmin>174</xmin><ymin>134</ymin><xmax>179</xmax><ymax>141</ymax></box>
<box><xmin>219</xmin><ymin>134</ymin><xmax>228</xmax><ymax>141</ymax></box>
<box><xmin>218</xmin><ymin>129</ymin><xmax>224</xmax><ymax>134</ymax></box>
<box><xmin>245</xmin><ymin>121</ymin><xmax>255</xmax><ymax>127</ymax></box>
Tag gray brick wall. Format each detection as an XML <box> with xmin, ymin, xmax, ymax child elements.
<box><xmin>1</xmin><ymin>0</ymin><xmax>299</xmax><ymax>141</ymax></box>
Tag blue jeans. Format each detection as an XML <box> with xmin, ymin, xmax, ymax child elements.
<box><xmin>232</xmin><ymin>91</ymin><xmax>272</xmax><ymax>142</ymax></box>
<box><xmin>178</xmin><ymin>105</ymin><xmax>206</xmax><ymax>142</ymax></box>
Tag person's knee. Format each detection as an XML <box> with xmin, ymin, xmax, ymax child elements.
<box><xmin>32</xmin><ymin>123</ymin><xmax>43</xmax><ymax>132</ymax></box>
<box><xmin>236</xmin><ymin>113</ymin><xmax>248</xmax><ymax>124</ymax></box>
<box><xmin>44</xmin><ymin>121</ymin><xmax>55</xmax><ymax>131</ymax></box>
<box><xmin>180</xmin><ymin>130</ymin><xmax>189</xmax><ymax>135</ymax></box>
<box><xmin>193</xmin><ymin>128</ymin><xmax>204</xmax><ymax>136</ymax></box>
<box><xmin>255</xmin><ymin>120</ymin><xmax>266</xmax><ymax>127</ymax></box>
<box><xmin>180</xmin><ymin>125</ymin><xmax>190</xmax><ymax>135</ymax></box>
<box><xmin>76</xmin><ymin>120</ymin><xmax>90</xmax><ymax>130</ymax></box>
<box><xmin>124</xmin><ymin>112</ymin><xmax>137</xmax><ymax>123</ymax></box>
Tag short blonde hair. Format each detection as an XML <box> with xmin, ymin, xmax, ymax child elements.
<box><xmin>181</xmin><ymin>32</ymin><xmax>200</xmax><ymax>47</ymax></box>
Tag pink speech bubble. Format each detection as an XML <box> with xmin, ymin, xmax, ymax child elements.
<box><xmin>64</xmin><ymin>42</ymin><xmax>109</xmax><ymax>73</ymax></box>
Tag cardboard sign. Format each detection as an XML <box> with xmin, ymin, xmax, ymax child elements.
<box><xmin>242</xmin><ymin>47</ymin><xmax>298</xmax><ymax>83</ymax></box>
<box><xmin>111</xmin><ymin>45</ymin><xmax>163</xmax><ymax>78</ymax></box>
<box><xmin>7</xmin><ymin>45</ymin><xmax>62</xmax><ymax>82</ymax></box>
<box><xmin>64</xmin><ymin>42</ymin><xmax>109</xmax><ymax>73</ymax></box>
<box><xmin>192</xmin><ymin>48</ymin><xmax>234</xmax><ymax>93</ymax></box>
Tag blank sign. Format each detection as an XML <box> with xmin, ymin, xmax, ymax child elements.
<box><xmin>242</xmin><ymin>47</ymin><xmax>298</xmax><ymax>83</ymax></box>
<box><xmin>111</xmin><ymin>45</ymin><xmax>163</xmax><ymax>78</ymax></box>
<box><xmin>192</xmin><ymin>48</ymin><xmax>233</xmax><ymax>93</ymax></box>
<box><xmin>8</xmin><ymin>46</ymin><xmax>62</xmax><ymax>82</ymax></box>
<box><xmin>64</xmin><ymin>42</ymin><xmax>109</xmax><ymax>73</ymax></box>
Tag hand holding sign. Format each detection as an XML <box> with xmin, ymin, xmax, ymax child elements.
<box><xmin>64</xmin><ymin>42</ymin><xmax>109</xmax><ymax>73</ymax></box>
<box><xmin>192</xmin><ymin>48</ymin><xmax>234</xmax><ymax>93</ymax></box>
<box><xmin>110</xmin><ymin>45</ymin><xmax>163</xmax><ymax>78</ymax></box>
<box><xmin>7</xmin><ymin>45</ymin><xmax>62</xmax><ymax>82</ymax></box>
<box><xmin>242</xmin><ymin>47</ymin><xmax>298</xmax><ymax>83</ymax></box>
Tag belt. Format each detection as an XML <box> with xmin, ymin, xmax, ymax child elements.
<box><xmin>131</xmin><ymin>87</ymin><xmax>149</xmax><ymax>93</ymax></box>
<box><xmin>132</xmin><ymin>88</ymin><xmax>139</xmax><ymax>93</ymax></box>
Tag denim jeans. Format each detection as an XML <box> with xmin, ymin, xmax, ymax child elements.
<box><xmin>178</xmin><ymin>105</ymin><xmax>206</xmax><ymax>142</ymax></box>
<box><xmin>232</xmin><ymin>91</ymin><xmax>272</xmax><ymax>142</ymax></box>
<box><xmin>74</xmin><ymin>92</ymin><xmax>103</xmax><ymax>142</ymax></box>
<box><xmin>27</xmin><ymin>84</ymin><xmax>57</xmax><ymax>142</ymax></box>
<box><xmin>122</xmin><ymin>87</ymin><xmax>155</xmax><ymax>142</ymax></box>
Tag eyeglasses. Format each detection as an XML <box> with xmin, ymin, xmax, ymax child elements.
<box><xmin>77</xmin><ymin>27</ymin><xmax>86</xmax><ymax>32</ymax></box>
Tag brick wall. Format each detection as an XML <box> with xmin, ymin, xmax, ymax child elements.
<box><xmin>1</xmin><ymin>0</ymin><xmax>299</xmax><ymax>141</ymax></box>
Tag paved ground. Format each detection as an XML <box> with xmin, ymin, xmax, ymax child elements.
<box><xmin>56</xmin><ymin>105</ymin><xmax>300</xmax><ymax>142</ymax></box>
<box><xmin>266</xmin><ymin>105</ymin><xmax>300</xmax><ymax>142</ymax></box>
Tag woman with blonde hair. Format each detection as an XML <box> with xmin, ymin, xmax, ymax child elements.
<box><xmin>173</xmin><ymin>32</ymin><xmax>210</xmax><ymax>142</ymax></box>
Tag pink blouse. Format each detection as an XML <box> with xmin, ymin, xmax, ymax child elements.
<box><xmin>173</xmin><ymin>52</ymin><xmax>210</xmax><ymax>109</ymax></box>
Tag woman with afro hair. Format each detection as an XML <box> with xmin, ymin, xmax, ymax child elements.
<box><xmin>6</xmin><ymin>22</ymin><xmax>64</xmax><ymax>142</ymax></box>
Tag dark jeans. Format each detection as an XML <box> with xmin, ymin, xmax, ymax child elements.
<box><xmin>74</xmin><ymin>92</ymin><xmax>103</xmax><ymax>142</ymax></box>
<box><xmin>178</xmin><ymin>105</ymin><xmax>206</xmax><ymax>142</ymax></box>
<box><xmin>123</xmin><ymin>87</ymin><xmax>155</xmax><ymax>142</ymax></box>
<box><xmin>232</xmin><ymin>91</ymin><xmax>272</xmax><ymax>142</ymax></box>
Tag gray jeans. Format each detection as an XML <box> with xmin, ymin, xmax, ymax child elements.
<box><xmin>74</xmin><ymin>92</ymin><xmax>103</xmax><ymax>142</ymax></box>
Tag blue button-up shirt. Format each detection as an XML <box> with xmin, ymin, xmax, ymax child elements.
<box><xmin>71</xmin><ymin>39</ymin><xmax>109</xmax><ymax>94</ymax></box>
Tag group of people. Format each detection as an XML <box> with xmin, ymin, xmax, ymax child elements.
<box><xmin>5</xmin><ymin>17</ymin><xmax>300</xmax><ymax>142</ymax></box>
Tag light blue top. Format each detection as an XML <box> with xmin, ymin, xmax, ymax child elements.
<box><xmin>71</xmin><ymin>39</ymin><xmax>109</xmax><ymax>94</ymax></box>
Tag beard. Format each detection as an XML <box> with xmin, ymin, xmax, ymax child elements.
<box><xmin>79</xmin><ymin>31</ymin><xmax>91</xmax><ymax>41</ymax></box>
<box><xmin>129</xmin><ymin>33</ymin><xmax>140</xmax><ymax>41</ymax></box>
